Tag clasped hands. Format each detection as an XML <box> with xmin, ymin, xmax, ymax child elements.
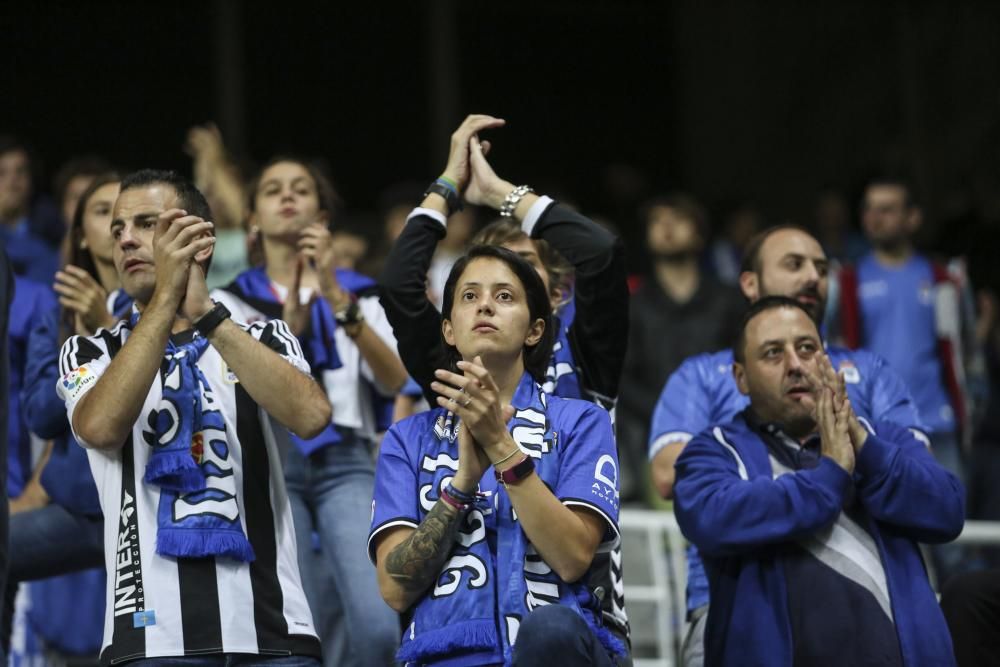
<box><xmin>151</xmin><ymin>208</ymin><xmax>215</xmax><ymax>323</ymax></box>
<box><xmin>440</xmin><ymin>114</ymin><xmax>519</xmax><ymax>211</ymax></box>
<box><xmin>431</xmin><ymin>356</ymin><xmax>518</xmax><ymax>494</ymax></box>
<box><xmin>280</xmin><ymin>223</ymin><xmax>349</xmax><ymax>336</ymax></box>
<box><xmin>805</xmin><ymin>353</ymin><xmax>869</xmax><ymax>473</ymax></box>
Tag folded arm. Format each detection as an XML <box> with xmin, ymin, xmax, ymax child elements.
<box><xmin>206</xmin><ymin>317</ymin><xmax>331</xmax><ymax>439</ymax></box>
<box><xmin>674</xmin><ymin>432</ymin><xmax>850</xmax><ymax>557</ymax></box>
<box><xmin>854</xmin><ymin>423</ymin><xmax>965</xmax><ymax>543</ymax></box>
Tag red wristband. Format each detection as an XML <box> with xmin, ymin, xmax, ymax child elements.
<box><xmin>495</xmin><ymin>454</ymin><xmax>535</xmax><ymax>486</ymax></box>
<box><xmin>439</xmin><ymin>488</ymin><xmax>468</xmax><ymax>512</ymax></box>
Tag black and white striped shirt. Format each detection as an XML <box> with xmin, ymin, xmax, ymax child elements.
<box><xmin>58</xmin><ymin>317</ymin><xmax>321</xmax><ymax>665</ymax></box>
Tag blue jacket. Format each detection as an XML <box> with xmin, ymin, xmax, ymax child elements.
<box><xmin>22</xmin><ymin>308</ymin><xmax>102</xmax><ymax>516</ymax></box>
<box><xmin>649</xmin><ymin>345</ymin><xmax>925</xmax><ymax>612</ymax></box>
<box><xmin>674</xmin><ymin>415</ymin><xmax>964</xmax><ymax>666</ymax></box>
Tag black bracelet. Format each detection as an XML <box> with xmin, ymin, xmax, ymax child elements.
<box><xmin>194</xmin><ymin>301</ymin><xmax>231</xmax><ymax>336</ymax></box>
<box><xmin>424</xmin><ymin>181</ymin><xmax>463</xmax><ymax>216</ymax></box>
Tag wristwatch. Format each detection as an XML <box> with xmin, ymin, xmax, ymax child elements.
<box><xmin>424</xmin><ymin>180</ymin><xmax>463</xmax><ymax>216</ymax></box>
<box><xmin>194</xmin><ymin>301</ymin><xmax>231</xmax><ymax>336</ymax></box>
<box><xmin>495</xmin><ymin>454</ymin><xmax>535</xmax><ymax>487</ymax></box>
<box><xmin>334</xmin><ymin>299</ymin><xmax>364</xmax><ymax>326</ymax></box>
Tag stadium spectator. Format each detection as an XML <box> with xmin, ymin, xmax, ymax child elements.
<box><xmin>674</xmin><ymin>296</ymin><xmax>964</xmax><ymax>666</ymax></box>
<box><xmin>0</xmin><ymin>136</ymin><xmax>62</xmax><ymax>283</ymax></box>
<box><xmin>617</xmin><ymin>195</ymin><xmax>742</xmax><ymax>502</ymax></box>
<box><xmin>648</xmin><ymin>225</ymin><xmax>924</xmax><ymax>666</ymax></box>
<box><xmin>57</xmin><ymin>169</ymin><xmax>329</xmax><ymax>664</ymax></box>
<box><xmin>836</xmin><ymin>177</ymin><xmax>984</xmax><ymax>479</ymax></box>
<box><xmin>52</xmin><ymin>155</ymin><xmax>113</xmax><ymax>230</ymax></box>
<box><xmin>379</xmin><ymin>115</ymin><xmax>632</xmax><ymax>649</ymax></box>
<box><xmin>213</xmin><ymin>157</ymin><xmax>406</xmax><ymax>667</ymax></box>
<box><xmin>370</xmin><ymin>244</ymin><xmax>624</xmax><ymax>666</ymax></box>
<box><xmin>2</xmin><ymin>175</ymin><xmax>126</xmax><ymax>656</ymax></box>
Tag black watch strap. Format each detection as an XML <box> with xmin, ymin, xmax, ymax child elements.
<box><xmin>194</xmin><ymin>302</ymin><xmax>231</xmax><ymax>336</ymax></box>
<box><xmin>424</xmin><ymin>182</ymin><xmax>463</xmax><ymax>216</ymax></box>
<box><xmin>335</xmin><ymin>300</ymin><xmax>363</xmax><ymax>326</ymax></box>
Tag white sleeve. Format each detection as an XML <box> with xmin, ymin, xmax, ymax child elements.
<box><xmin>244</xmin><ymin>318</ymin><xmax>313</xmax><ymax>376</ymax></box>
<box><xmin>57</xmin><ymin>332</ymin><xmax>114</xmax><ymax>447</ymax></box>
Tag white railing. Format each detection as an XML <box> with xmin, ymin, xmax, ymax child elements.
<box><xmin>618</xmin><ymin>509</ymin><xmax>1000</xmax><ymax>667</ymax></box>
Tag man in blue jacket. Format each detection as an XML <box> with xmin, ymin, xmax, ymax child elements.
<box><xmin>648</xmin><ymin>225</ymin><xmax>927</xmax><ymax>666</ymax></box>
<box><xmin>674</xmin><ymin>296</ymin><xmax>964</xmax><ymax>666</ymax></box>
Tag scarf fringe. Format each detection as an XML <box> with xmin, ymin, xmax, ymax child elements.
<box><xmin>396</xmin><ymin>619</ymin><xmax>497</xmax><ymax>663</ymax></box>
<box><xmin>144</xmin><ymin>452</ymin><xmax>205</xmax><ymax>493</ymax></box>
<box><xmin>157</xmin><ymin>527</ymin><xmax>256</xmax><ymax>562</ymax></box>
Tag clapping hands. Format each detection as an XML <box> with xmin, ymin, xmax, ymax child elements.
<box><xmin>806</xmin><ymin>354</ymin><xmax>869</xmax><ymax>473</ymax></box>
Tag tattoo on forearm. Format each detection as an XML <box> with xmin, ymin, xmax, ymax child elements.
<box><xmin>385</xmin><ymin>500</ymin><xmax>464</xmax><ymax>592</ymax></box>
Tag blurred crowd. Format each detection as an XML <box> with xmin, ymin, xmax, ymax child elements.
<box><xmin>1</xmin><ymin>119</ymin><xmax>999</xmax><ymax>667</ymax></box>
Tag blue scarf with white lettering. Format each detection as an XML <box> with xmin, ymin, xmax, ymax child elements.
<box><xmin>135</xmin><ymin>311</ymin><xmax>255</xmax><ymax>562</ymax></box>
<box><xmin>396</xmin><ymin>374</ymin><xmax>624</xmax><ymax>666</ymax></box>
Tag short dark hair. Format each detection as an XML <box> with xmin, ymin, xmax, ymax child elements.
<box><xmin>441</xmin><ymin>244</ymin><xmax>554</xmax><ymax>383</ymax></box>
<box><xmin>120</xmin><ymin>169</ymin><xmax>213</xmax><ymax>222</ymax></box>
<box><xmin>119</xmin><ymin>169</ymin><xmax>214</xmax><ymax>273</ymax></box>
<box><xmin>733</xmin><ymin>295</ymin><xmax>817</xmax><ymax>364</ymax></box>
<box><xmin>640</xmin><ymin>193</ymin><xmax>709</xmax><ymax>240</ymax></box>
<box><xmin>865</xmin><ymin>175</ymin><xmax>917</xmax><ymax>209</ymax></box>
<box><xmin>739</xmin><ymin>224</ymin><xmax>814</xmax><ymax>274</ymax></box>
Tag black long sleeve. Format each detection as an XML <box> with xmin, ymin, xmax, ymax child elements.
<box><xmin>532</xmin><ymin>202</ymin><xmax>629</xmax><ymax>404</ymax></box>
<box><xmin>378</xmin><ymin>214</ymin><xmax>448</xmax><ymax>405</ymax></box>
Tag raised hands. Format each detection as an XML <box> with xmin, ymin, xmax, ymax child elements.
<box><xmin>54</xmin><ymin>265</ymin><xmax>115</xmax><ymax>335</ymax></box>
<box><xmin>466</xmin><ymin>133</ymin><xmax>515</xmax><ymax>210</ymax></box>
<box><xmin>431</xmin><ymin>356</ymin><xmax>518</xmax><ymax>490</ymax></box>
<box><xmin>298</xmin><ymin>223</ymin><xmax>350</xmax><ymax>310</ymax></box>
<box><xmin>441</xmin><ymin>115</ymin><xmax>505</xmax><ymax>195</ymax></box>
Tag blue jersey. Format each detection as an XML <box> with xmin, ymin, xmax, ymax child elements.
<box><xmin>857</xmin><ymin>254</ymin><xmax>954</xmax><ymax>433</ymax></box>
<box><xmin>648</xmin><ymin>345</ymin><xmax>924</xmax><ymax>612</ymax></box>
<box><xmin>369</xmin><ymin>372</ymin><xmax>620</xmax><ymax>664</ymax></box>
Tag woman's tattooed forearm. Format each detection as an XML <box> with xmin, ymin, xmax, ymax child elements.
<box><xmin>385</xmin><ymin>501</ymin><xmax>464</xmax><ymax>592</ymax></box>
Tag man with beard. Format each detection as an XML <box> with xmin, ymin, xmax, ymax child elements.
<box><xmin>617</xmin><ymin>195</ymin><xmax>742</xmax><ymax>501</ymax></box>
<box><xmin>648</xmin><ymin>225</ymin><xmax>925</xmax><ymax>666</ymax></box>
<box><xmin>837</xmin><ymin>178</ymin><xmax>979</xmax><ymax>485</ymax></box>
<box><xmin>673</xmin><ymin>296</ymin><xmax>963</xmax><ymax>666</ymax></box>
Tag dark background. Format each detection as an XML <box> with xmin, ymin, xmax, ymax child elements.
<box><xmin>5</xmin><ymin>0</ymin><xmax>1000</xmax><ymax>286</ymax></box>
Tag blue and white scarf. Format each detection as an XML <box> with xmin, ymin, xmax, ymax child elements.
<box><xmin>135</xmin><ymin>311</ymin><xmax>255</xmax><ymax>562</ymax></box>
<box><xmin>230</xmin><ymin>266</ymin><xmax>345</xmax><ymax>375</ymax></box>
<box><xmin>543</xmin><ymin>298</ymin><xmax>584</xmax><ymax>402</ymax></box>
<box><xmin>396</xmin><ymin>374</ymin><xmax>624</xmax><ymax>665</ymax></box>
